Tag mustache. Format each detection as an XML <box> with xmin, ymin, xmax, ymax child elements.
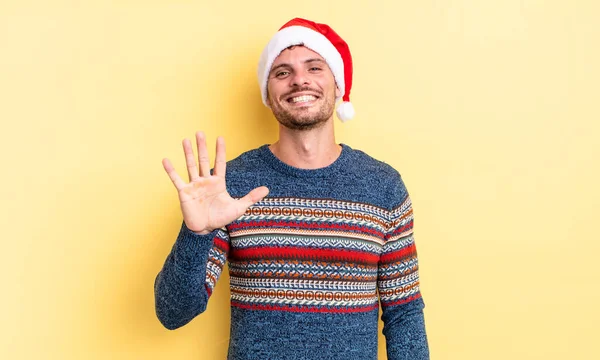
<box><xmin>280</xmin><ymin>87</ymin><xmax>322</xmax><ymax>99</ymax></box>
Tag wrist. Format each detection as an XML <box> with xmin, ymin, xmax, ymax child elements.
<box><xmin>183</xmin><ymin>222</ymin><xmax>214</xmax><ymax>235</ymax></box>
<box><xmin>193</xmin><ymin>229</ymin><xmax>212</xmax><ymax>235</ymax></box>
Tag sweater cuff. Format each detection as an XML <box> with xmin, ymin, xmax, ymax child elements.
<box><xmin>172</xmin><ymin>222</ymin><xmax>217</xmax><ymax>270</ymax></box>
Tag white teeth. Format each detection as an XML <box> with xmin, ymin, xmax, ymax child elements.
<box><xmin>290</xmin><ymin>95</ymin><xmax>316</xmax><ymax>103</ymax></box>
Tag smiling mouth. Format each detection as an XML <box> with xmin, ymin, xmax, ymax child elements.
<box><xmin>288</xmin><ymin>95</ymin><xmax>318</xmax><ymax>104</ymax></box>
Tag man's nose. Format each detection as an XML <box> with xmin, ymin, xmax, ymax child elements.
<box><xmin>290</xmin><ymin>70</ymin><xmax>310</xmax><ymax>87</ymax></box>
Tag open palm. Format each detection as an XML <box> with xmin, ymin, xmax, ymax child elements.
<box><xmin>163</xmin><ymin>132</ymin><xmax>269</xmax><ymax>235</ymax></box>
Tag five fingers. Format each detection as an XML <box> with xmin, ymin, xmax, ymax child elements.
<box><xmin>164</xmin><ymin>137</ymin><xmax>270</xmax><ymax>216</ymax></box>
<box><xmin>163</xmin><ymin>131</ymin><xmax>228</xmax><ymax>189</ymax></box>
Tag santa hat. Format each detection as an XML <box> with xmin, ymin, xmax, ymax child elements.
<box><xmin>257</xmin><ymin>18</ymin><xmax>355</xmax><ymax>122</ymax></box>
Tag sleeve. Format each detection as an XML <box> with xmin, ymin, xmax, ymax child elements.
<box><xmin>377</xmin><ymin>176</ymin><xmax>430</xmax><ymax>359</ymax></box>
<box><xmin>154</xmin><ymin>221</ymin><xmax>230</xmax><ymax>330</ymax></box>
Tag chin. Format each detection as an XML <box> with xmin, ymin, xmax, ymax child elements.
<box><xmin>283</xmin><ymin>113</ymin><xmax>327</xmax><ymax>129</ymax></box>
<box><xmin>279</xmin><ymin>118</ymin><xmax>324</xmax><ymax>131</ymax></box>
<box><xmin>271</xmin><ymin>104</ymin><xmax>334</xmax><ymax>131</ymax></box>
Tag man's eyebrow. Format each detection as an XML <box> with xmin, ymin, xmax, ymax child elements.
<box><xmin>304</xmin><ymin>58</ymin><xmax>326</xmax><ymax>64</ymax></box>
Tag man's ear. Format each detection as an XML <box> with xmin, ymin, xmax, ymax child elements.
<box><xmin>335</xmin><ymin>86</ymin><xmax>342</xmax><ymax>99</ymax></box>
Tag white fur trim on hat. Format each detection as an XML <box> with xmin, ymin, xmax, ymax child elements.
<box><xmin>257</xmin><ymin>26</ymin><xmax>345</xmax><ymax>107</ymax></box>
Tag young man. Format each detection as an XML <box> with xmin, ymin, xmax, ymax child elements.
<box><xmin>155</xmin><ymin>18</ymin><xmax>430</xmax><ymax>360</ymax></box>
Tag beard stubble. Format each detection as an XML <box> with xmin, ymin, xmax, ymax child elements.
<box><xmin>268</xmin><ymin>87</ymin><xmax>336</xmax><ymax>131</ymax></box>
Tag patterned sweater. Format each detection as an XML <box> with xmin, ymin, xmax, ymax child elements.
<box><xmin>154</xmin><ymin>144</ymin><xmax>429</xmax><ymax>360</ymax></box>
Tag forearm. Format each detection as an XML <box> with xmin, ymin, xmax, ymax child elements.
<box><xmin>154</xmin><ymin>223</ymin><xmax>217</xmax><ymax>330</ymax></box>
<box><xmin>382</xmin><ymin>297</ymin><xmax>430</xmax><ymax>360</ymax></box>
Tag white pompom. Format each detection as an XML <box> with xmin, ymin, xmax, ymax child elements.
<box><xmin>336</xmin><ymin>101</ymin><xmax>355</xmax><ymax>122</ymax></box>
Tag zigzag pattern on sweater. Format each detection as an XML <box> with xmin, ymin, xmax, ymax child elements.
<box><xmin>231</xmin><ymin>234</ymin><xmax>383</xmax><ymax>253</ymax></box>
<box><xmin>229</xmin><ymin>260</ymin><xmax>378</xmax><ymax>282</ymax></box>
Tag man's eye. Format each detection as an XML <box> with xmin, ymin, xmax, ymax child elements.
<box><xmin>276</xmin><ymin>71</ymin><xmax>289</xmax><ymax>77</ymax></box>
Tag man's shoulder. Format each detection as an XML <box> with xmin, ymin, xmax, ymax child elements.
<box><xmin>346</xmin><ymin>144</ymin><xmax>402</xmax><ymax>181</ymax></box>
<box><xmin>345</xmin><ymin>145</ymin><xmax>410</xmax><ymax>208</ymax></box>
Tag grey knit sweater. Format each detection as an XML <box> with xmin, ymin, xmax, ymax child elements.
<box><xmin>155</xmin><ymin>144</ymin><xmax>429</xmax><ymax>359</ymax></box>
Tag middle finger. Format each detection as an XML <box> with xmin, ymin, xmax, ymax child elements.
<box><xmin>196</xmin><ymin>131</ymin><xmax>211</xmax><ymax>177</ymax></box>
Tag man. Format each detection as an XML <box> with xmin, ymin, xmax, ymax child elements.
<box><xmin>155</xmin><ymin>18</ymin><xmax>429</xmax><ymax>360</ymax></box>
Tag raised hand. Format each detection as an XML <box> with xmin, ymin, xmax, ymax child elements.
<box><xmin>162</xmin><ymin>132</ymin><xmax>269</xmax><ymax>235</ymax></box>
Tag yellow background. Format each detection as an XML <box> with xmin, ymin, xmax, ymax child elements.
<box><xmin>1</xmin><ymin>1</ymin><xmax>599</xmax><ymax>359</ymax></box>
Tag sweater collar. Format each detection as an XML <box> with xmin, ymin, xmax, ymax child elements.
<box><xmin>258</xmin><ymin>143</ymin><xmax>352</xmax><ymax>178</ymax></box>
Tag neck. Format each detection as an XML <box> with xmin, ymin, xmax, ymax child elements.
<box><xmin>269</xmin><ymin>119</ymin><xmax>341</xmax><ymax>169</ymax></box>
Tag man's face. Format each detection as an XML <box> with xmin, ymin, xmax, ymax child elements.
<box><xmin>266</xmin><ymin>46</ymin><xmax>341</xmax><ymax>130</ymax></box>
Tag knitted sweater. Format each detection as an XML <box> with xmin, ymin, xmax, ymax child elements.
<box><xmin>154</xmin><ymin>144</ymin><xmax>429</xmax><ymax>360</ymax></box>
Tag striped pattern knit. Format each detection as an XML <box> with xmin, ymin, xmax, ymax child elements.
<box><xmin>155</xmin><ymin>144</ymin><xmax>429</xmax><ymax>360</ymax></box>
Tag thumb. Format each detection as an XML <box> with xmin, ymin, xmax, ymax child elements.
<box><xmin>238</xmin><ymin>186</ymin><xmax>269</xmax><ymax>209</ymax></box>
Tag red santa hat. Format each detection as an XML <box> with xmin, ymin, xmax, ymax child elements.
<box><xmin>257</xmin><ymin>18</ymin><xmax>355</xmax><ymax>122</ymax></box>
